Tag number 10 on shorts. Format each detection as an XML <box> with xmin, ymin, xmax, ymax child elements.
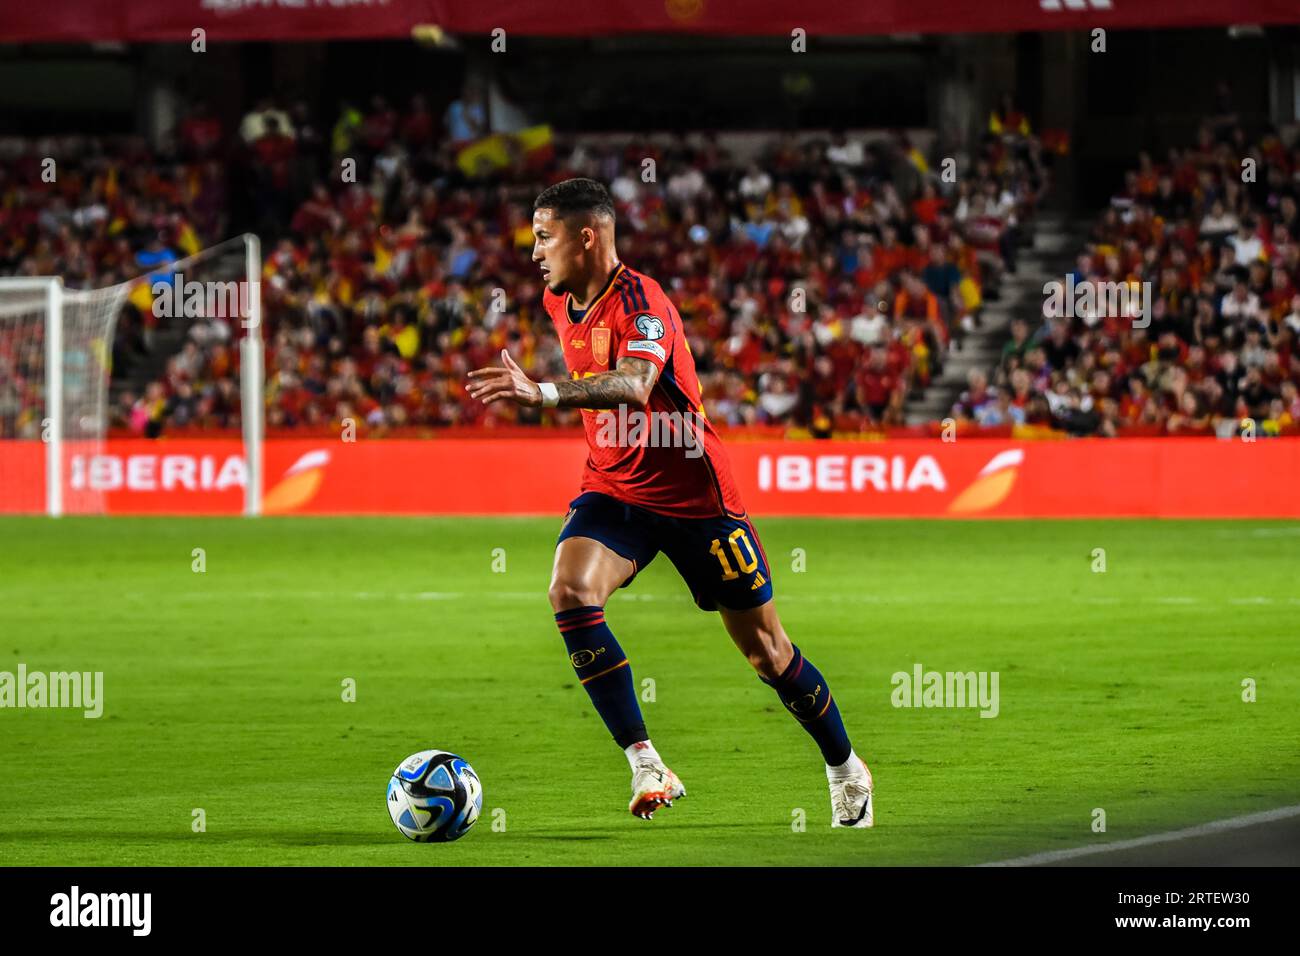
<box><xmin>709</xmin><ymin>529</ymin><xmax>759</xmax><ymax>580</ymax></box>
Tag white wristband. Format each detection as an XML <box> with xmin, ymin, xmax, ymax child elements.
<box><xmin>538</xmin><ymin>382</ymin><xmax>559</xmax><ymax>408</ymax></box>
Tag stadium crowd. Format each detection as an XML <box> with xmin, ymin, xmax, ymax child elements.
<box><xmin>0</xmin><ymin>93</ymin><xmax>1046</xmax><ymax>438</ymax></box>
<box><xmin>953</xmin><ymin>119</ymin><xmax>1300</xmax><ymax>437</ymax></box>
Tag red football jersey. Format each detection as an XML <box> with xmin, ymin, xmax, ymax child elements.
<box><xmin>542</xmin><ymin>263</ymin><xmax>747</xmax><ymax>519</ymax></box>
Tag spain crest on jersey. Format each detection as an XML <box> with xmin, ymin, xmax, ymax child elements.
<box><xmin>591</xmin><ymin>327</ymin><xmax>611</xmax><ymax>366</ymax></box>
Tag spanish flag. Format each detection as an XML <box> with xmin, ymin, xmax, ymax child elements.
<box><xmin>516</xmin><ymin>124</ymin><xmax>554</xmax><ymax>170</ymax></box>
<box><xmin>373</xmin><ymin>238</ymin><xmax>393</xmax><ymax>276</ymax></box>
<box><xmin>177</xmin><ymin>221</ymin><xmax>200</xmax><ymax>257</ymax></box>
<box><xmin>456</xmin><ymin>125</ymin><xmax>554</xmax><ymax>178</ymax></box>
<box><xmin>907</xmin><ymin>147</ymin><xmax>929</xmax><ymax>176</ymax></box>
<box><xmin>456</xmin><ymin>135</ymin><xmax>511</xmax><ymax>178</ymax></box>
<box><xmin>128</xmin><ymin>280</ymin><xmax>154</xmax><ymax>316</ymax></box>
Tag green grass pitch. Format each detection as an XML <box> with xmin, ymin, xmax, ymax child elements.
<box><xmin>0</xmin><ymin>515</ymin><xmax>1296</xmax><ymax>866</ymax></box>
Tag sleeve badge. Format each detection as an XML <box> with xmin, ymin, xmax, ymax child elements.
<box><xmin>634</xmin><ymin>314</ymin><xmax>666</xmax><ymax>340</ymax></box>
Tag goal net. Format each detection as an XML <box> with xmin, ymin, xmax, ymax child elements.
<box><xmin>0</xmin><ymin>234</ymin><xmax>263</xmax><ymax>516</ymax></box>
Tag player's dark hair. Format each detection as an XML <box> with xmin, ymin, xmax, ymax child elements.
<box><xmin>534</xmin><ymin>178</ymin><xmax>616</xmax><ymax>223</ymax></box>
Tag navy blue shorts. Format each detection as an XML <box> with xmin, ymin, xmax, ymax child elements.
<box><xmin>556</xmin><ymin>491</ymin><xmax>774</xmax><ymax>612</ymax></box>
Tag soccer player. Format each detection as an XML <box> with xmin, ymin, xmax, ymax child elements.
<box><xmin>467</xmin><ymin>178</ymin><xmax>874</xmax><ymax>827</ymax></box>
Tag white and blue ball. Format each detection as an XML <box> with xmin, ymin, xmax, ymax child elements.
<box><xmin>386</xmin><ymin>749</ymin><xmax>483</xmax><ymax>842</ymax></box>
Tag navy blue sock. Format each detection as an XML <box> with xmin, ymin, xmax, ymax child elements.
<box><xmin>760</xmin><ymin>644</ymin><xmax>853</xmax><ymax>766</ymax></box>
<box><xmin>556</xmin><ymin>606</ymin><xmax>647</xmax><ymax>748</ymax></box>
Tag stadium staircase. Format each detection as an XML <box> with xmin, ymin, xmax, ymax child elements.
<box><xmin>904</xmin><ymin>210</ymin><xmax>1086</xmax><ymax>424</ymax></box>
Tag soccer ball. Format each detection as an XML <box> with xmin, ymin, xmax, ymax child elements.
<box><xmin>386</xmin><ymin>750</ymin><xmax>483</xmax><ymax>842</ymax></box>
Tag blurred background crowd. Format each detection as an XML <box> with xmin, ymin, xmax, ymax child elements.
<box><xmin>1</xmin><ymin>82</ymin><xmax>1048</xmax><ymax>438</ymax></box>
<box><xmin>953</xmin><ymin>112</ymin><xmax>1300</xmax><ymax>438</ymax></box>
<box><xmin>2</xmin><ymin>77</ymin><xmax>1297</xmax><ymax>439</ymax></box>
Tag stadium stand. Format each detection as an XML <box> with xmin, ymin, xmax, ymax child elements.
<box><xmin>4</xmin><ymin>94</ymin><xmax>1048</xmax><ymax>439</ymax></box>
<box><xmin>958</xmin><ymin>122</ymin><xmax>1300</xmax><ymax>438</ymax></box>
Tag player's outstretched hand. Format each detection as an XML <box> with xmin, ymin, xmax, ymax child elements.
<box><xmin>467</xmin><ymin>349</ymin><xmax>542</xmax><ymax>407</ymax></box>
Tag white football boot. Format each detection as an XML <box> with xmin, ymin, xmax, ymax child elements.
<box><xmin>829</xmin><ymin>757</ymin><xmax>874</xmax><ymax>828</ymax></box>
<box><xmin>629</xmin><ymin>758</ymin><xmax>686</xmax><ymax>820</ymax></box>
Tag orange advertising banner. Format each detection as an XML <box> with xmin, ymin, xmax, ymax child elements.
<box><xmin>1</xmin><ymin>438</ymin><xmax>1298</xmax><ymax>518</ymax></box>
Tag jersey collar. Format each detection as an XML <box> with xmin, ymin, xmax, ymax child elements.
<box><xmin>566</xmin><ymin>262</ymin><xmax>625</xmax><ymax>324</ymax></box>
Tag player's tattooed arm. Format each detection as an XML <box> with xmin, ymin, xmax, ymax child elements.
<box><xmin>467</xmin><ymin>350</ymin><xmax>659</xmax><ymax>409</ymax></box>
<box><xmin>552</xmin><ymin>356</ymin><xmax>658</xmax><ymax>409</ymax></box>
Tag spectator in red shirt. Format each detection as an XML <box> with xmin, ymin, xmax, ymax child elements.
<box><xmin>361</xmin><ymin>95</ymin><xmax>398</xmax><ymax>155</ymax></box>
<box><xmin>401</xmin><ymin>94</ymin><xmax>436</xmax><ymax>151</ymax></box>
<box><xmin>178</xmin><ymin>101</ymin><xmax>223</xmax><ymax>160</ymax></box>
<box><xmin>853</xmin><ymin>349</ymin><xmax>899</xmax><ymax>424</ymax></box>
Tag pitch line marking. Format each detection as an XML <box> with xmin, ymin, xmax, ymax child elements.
<box><xmin>108</xmin><ymin>590</ymin><xmax>1292</xmax><ymax>607</ymax></box>
<box><xmin>976</xmin><ymin>804</ymin><xmax>1300</xmax><ymax>867</ymax></box>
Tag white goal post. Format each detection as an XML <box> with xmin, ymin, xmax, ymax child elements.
<box><xmin>0</xmin><ymin>234</ymin><xmax>263</xmax><ymax>517</ymax></box>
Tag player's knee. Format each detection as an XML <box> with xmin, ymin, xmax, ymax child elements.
<box><xmin>747</xmin><ymin>647</ymin><xmax>784</xmax><ymax>681</ymax></box>
<box><xmin>548</xmin><ymin>579</ymin><xmax>605</xmax><ymax>613</ymax></box>
<box><xmin>745</xmin><ymin>629</ymin><xmax>793</xmax><ymax>680</ymax></box>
